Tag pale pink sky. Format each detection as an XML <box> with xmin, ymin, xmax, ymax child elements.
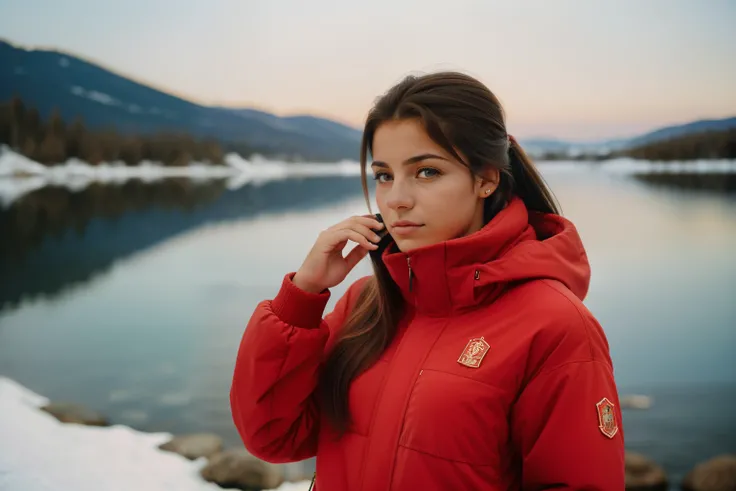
<box><xmin>2</xmin><ymin>0</ymin><xmax>735</xmax><ymax>140</ymax></box>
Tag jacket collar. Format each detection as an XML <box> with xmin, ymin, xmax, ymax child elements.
<box><xmin>380</xmin><ymin>198</ymin><xmax>590</xmax><ymax>317</ymax></box>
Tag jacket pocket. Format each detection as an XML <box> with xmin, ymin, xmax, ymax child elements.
<box><xmin>397</xmin><ymin>369</ymin><xmax>510</xmax><ymax>466</ymax></box>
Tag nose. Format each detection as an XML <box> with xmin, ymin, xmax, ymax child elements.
<box><xmin>384</xmin><ymin>177</ymin><xmax>414</xmax><ymax>211</ymax></box>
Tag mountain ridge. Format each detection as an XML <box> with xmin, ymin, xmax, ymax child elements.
<box><xmin>2</xmin><ymin>38</ymin><xmax>734</xmax><ymax>161</ymax></box>
<box><xmin>0</xmin><ymin>39</ymin><xmax>362</xmax><ymax>161</ymax></box>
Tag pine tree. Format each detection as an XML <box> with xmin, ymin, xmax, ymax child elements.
<box><xmin>10</xmin><ymin>96</ymin><xmax>26</xmax><ymax>149</ymax></box>
<box><xmin>66</xmin><ymin>117</ymin><xmax>86</xmax><ymax>159</ymax></box>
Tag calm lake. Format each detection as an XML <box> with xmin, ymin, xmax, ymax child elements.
<box><xmin>1</xmin><ymin>163</ymin><xmax>734</xmax><ymax>487</ymax></box>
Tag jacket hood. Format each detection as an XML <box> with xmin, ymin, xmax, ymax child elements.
<box><xmin>381</xmin><ymin>197</ymin><xmax>591</xmax><ymax>316</ymax></box>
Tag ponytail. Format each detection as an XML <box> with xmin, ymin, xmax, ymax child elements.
<box><xmin>507</xmin><ymin>135</ymin><xmax>561</xmax><ymax>215</ymax></box>
<box><xmin>482</xmin><ymin>135</ymin><xmax>561</xmax><ymax>222</ymax></box>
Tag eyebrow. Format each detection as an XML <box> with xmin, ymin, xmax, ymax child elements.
<box><xmin>370</xmin><ymin>153</ymin><xmax>449</xmax><ymax>168</ymax></box>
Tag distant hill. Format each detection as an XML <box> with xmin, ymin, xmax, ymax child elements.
<box><xmin>627</xmin><ymin>117</ymin><xmax>736</xmax><ymax>147</ymax></box>
<box><xmin>521</xmin><ymin>117</ymin><xmax>736</xmax><ymax>158</ymax></box>
<box><xmin>0</xmin><ymin>39</ymin><xmax>361</xmax><ymax>161</ymax></box>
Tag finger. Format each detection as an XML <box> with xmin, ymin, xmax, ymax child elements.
<box><xmin>331</xmin><ymin>215</ymin><xmax>384</xmax><ymax>232</ymax></box>
<box><xmin>340</xmin><ymin>223</ymin><xmax>382</xmax><ymax>244</ymax></box>
<box><xmin>352</xmin><ymin>215</ymin><xmax>385</xmax><ymax>231</ymax></box>
<box><xmin>344</xmin><ymin>243</ymin><xmax>370</xmax><ymax>270</ymax></box>
<box><xmin>329</xmin><ymin>229</ymin><xmax>377</xmax><ymax>252</ymax></box>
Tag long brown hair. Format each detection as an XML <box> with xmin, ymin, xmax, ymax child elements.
<box><xmin>319</xmin><ymin>71</ymin><xmax>560</xmax><ymax>434</ymax></box>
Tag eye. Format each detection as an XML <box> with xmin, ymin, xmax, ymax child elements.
<box><xmin>417</xmin><ymin>167</ymin><xmax>440</xmax><ymax>179</ymax></box>
<box><xmin>372</xmin><ymin>172</ymin><xmax>392</xmax><ymax>183</ymax></box>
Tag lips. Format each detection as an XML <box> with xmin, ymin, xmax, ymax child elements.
<box><xmin>390</xmin><ymin>221</ymin><xmax>424</xmax><ymax>236</ymax></box>
<box><xmin>392</xmin><ymin>221</ymin><xmax>422</xmax><ymax>228</ymax></box>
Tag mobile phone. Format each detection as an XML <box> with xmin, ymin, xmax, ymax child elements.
<box><xmin>370</xmin><ymin>213</ymin><xmax>392</xmax><ymax>259</ymax></box>
<box><xmin>374</xmin><ymin>213</ymin><xmax>389</xmax><ymax>240</ymax></box>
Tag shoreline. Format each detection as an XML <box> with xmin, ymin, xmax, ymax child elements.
<box><xmin>0</xmin><ymin>376</ymin><xmax>311</xmax><ymax>491</ymax></box>
<box><xmin>3</xmin><ymin>375</ymin><xmax>733</xmax><ymax>491</ymax></box>
<box><xmin>1</xmin><ymin>146</ymin><xmax>735</xmax><ymax>209</ymax></box>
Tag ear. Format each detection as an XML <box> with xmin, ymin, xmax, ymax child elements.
<box><xmin>475</xmin><ymin>168</ymin><xmax>501</xmax><ymax>198</ymax></box>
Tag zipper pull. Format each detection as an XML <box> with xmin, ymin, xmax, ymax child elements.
<box><xmin>407</xmin><ymin>256</ymin><xmax>413</xmax><ymax>291</ymax></box>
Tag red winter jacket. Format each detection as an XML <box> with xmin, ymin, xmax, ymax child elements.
<box><xmin>231</xmin><ymin>197</ymin><xmax>625</xmax><ymax>490</ymax></box>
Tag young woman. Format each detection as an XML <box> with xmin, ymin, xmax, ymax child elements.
<box><xmin>230</xmin><ymin>71</ymin><xmax>625</xmax><ymax>490</ymax></box>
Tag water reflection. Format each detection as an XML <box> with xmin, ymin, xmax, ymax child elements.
<box><xmin>633</xmin><ymin>172</ymin><xmax>736</xmax><ymax>194</ymax></box>
<box><xmin>0</xmin><ymin>176</ymin><xmax>366</xmax><ymax>311</ymax></box>
<box><xmin>0</xmin><ymin>169</ymin><xmax>734</xmax><ymax>486</ymax></box>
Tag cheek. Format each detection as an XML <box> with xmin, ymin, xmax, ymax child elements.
<box><xmin>375</xmin><ymin>187</ymin><xmax>389</xmax><ymax>215</ymax></box>
<box><xmin>416</xmin><ymin>184</ymin><xmax>477</xmax><ymax>240</ymax></box>
<box><xmin>424</xmin><ymin>181</ymin><xmax>476</xmax><ymax>217</ymax></box>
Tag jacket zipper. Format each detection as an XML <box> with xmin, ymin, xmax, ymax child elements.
<box><xmin>308</xmin><ymin>471</ymin><xmax>316</xmax><ymax>490</ymax></box>
<box><xmin>407</xmin><ymin>256</ymin><xmax>413</xmax><ymax>291</ymax></box>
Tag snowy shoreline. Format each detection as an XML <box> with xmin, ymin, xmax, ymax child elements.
<box><xmin>0</xmin><ymin>376</ymin><xmax>311</xmax><ymax>491</ymax></box>
<box><xmin>3</xmin><ymin>374</ymin><xmax>733</xmax><ymax>491</ymax></box>
<box><xmin>1</xmin><ymin>145</ymin><xmax>735</xmax><ymax>208</ymax></box>
<box><xmin>0</xmin><ymin>146</ymin><xmax>361</xmax><ymax>207</ymax></box>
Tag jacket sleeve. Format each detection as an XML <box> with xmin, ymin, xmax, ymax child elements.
<box><xmin>511</xmin><ymin>359</ymin><xmax>626</xmax><ymax>490</ymax></box>
<box><xmin>230</xmin><ymin>272</ymin><xmax>367</xmax><ymax>463</ymax></box>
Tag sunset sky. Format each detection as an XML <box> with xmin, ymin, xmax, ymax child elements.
<box><xmin>1</xmin><ymin>0</ymin><xmax>735</xmax><ymax>140</ymax></box>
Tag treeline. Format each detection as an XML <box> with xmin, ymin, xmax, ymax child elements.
<box><xmin>0</xmin><ymin>97</ymin><xmax>256</xmax><ymax>166</ymax></box>
<box><xmin>536</xmin><ymin>128</ymin><xmax>736</xmax><ymax>162</ymax></box>
<box><xmin>620</xmin><ymin>128</ymin><xmax>736</xmax><ymax>161</ymax></box>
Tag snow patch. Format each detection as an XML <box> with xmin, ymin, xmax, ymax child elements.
<box><xmin>0</xmin><ymin>147</ymin><xmax>48</xmax><ymax>176</ymax></box>
<box><xmin>87</xmin><ymin>90</ymin><xmax>119</xmax><ymax>106</ymax></box>
<box><xmin>69</xmin><ymin>86</ymin><xmax>120</xmax><ymax>106</ymax></box>
<box><xmin>534</xmin><ymin>158</ymin><xmax>736</xmax><ymax>174</ymax></box>
<box><xmin>0</xmin><ymin>376</ymin><xmax>312</xmax><ymax>491</ymax></box>
<box><xmin>597</xmin><ymin>157</ymin><xmax>736</xmax><ymax>174</ymax></box>
<box><xmin>59</xmin><ymin>57</ymin><xmax>70</xmax><ymax>67</ymax></box>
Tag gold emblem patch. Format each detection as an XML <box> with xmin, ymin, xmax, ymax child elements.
<box><xmin>457</xmin><ymin>336</ymin><xmax>490</xmax><ymax>368</ymax></box>
<box><xmin>596</xmin><ymin>397</ymin><xmax>618</xmax><ymax>439</ymax></box>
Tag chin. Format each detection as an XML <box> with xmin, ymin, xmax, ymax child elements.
<box><xmin>392</xmin><ymin>237</ymin><xmax>433</xmax><ymax>252</ymax></box>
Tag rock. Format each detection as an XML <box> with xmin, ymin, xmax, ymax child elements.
<box><xmin>200</xmin><ymin>449</ymin><xmax>284</xmax><ymax>490</ymax></box>
<box><xmin>280</xmin><ymin>462</ymin><xmax>313</xmax><ymax>482</ymax></box>
<box><xmin>41</xmin><ymin>402</ymin><xmax>109</xmax><ymax>426</ymax></box>
<box><xmin>682</xmin><ymin>455</ymin><xmax>736</xmax><ymax>491</ymax></box>
<box><xmin>625</xmin><ymin>452</ymin><xmax>668</xmax><ymax>491</ymax></box>
<box><xmin>620</xmin><ymin>394</ymin><xmax>653</xmax><ymax>410</ymax></box>
<box><xmin>158</xmin><ymin>433</ymin><xmax>223</xmax><ymax>460</ymax></box>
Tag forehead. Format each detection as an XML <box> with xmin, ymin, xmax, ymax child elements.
<box><xmin>371</xmin><ymin>119</ymin><xmax>451</xmax><ymax>163</ymax></box>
